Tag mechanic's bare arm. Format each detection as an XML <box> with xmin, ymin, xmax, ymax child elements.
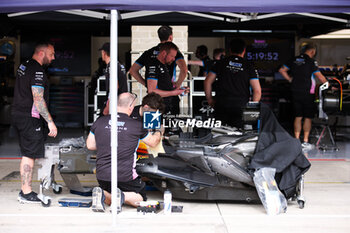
<box><xmin>250</xmin><ymin>79</ymin><xmax>262</xmax><ymax>102</ymax></box>
<box><xmin>32</xmin><ymin>86</ymin><xmax>57</xmax><ymax>137</ymax></box>
<box><xmin>147</xmin><ymin>79</ymin><xmax>185</xmax><ymax>97</ymax></box>
<box><xmin>142</xmin><ymin>131</ymin><xmax>162</xmax><ymax>148</ymax></box>
<box><xmin>279</xmin><ymin>66</ymin><xmax>292</xmax><ymax>83</ymax></box>
<box><xmin>314</xmin><ymin>71</ymin><xmax>328</xmax><ymax>84</ymax></box>
<box><xmin>86</xmin><ymin>132</ymin><xmax>97</xmax><ymax>150</ymax></box>
<box><xmin>129</xmin><ymin>63</ymin><xmax>146</xmax><ymax>86</ymax></box>
<box><xmin>188</xmin><ymin>60</ymin><xmax>204</xmax><ymax>66</ymax></box>
<box><xmin>204</xmin><ymin>72</ymin><xmax>216</xmax><ymax>107</ymax></box>
<box><xmin>174</xmin><ymin>59</ymin><xmax>188</xmax><ymax>88</ymax></box>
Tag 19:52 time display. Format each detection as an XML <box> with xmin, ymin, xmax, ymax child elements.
<box><xmin>246</xmin><ymin>52</ymin><xmax>279</xmax><ymax>61</ymax></box>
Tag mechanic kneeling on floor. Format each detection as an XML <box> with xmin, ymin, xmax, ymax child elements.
<box><xmin>86</xmin><ymin>92</ymin><xmax>163</xmax><ymax>212</ymax></box>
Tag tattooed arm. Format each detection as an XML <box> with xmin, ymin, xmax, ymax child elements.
<box><xmin>32</xmin><ymin>86</ymin><xmax>57</xmax><ymax>137</ymax></box>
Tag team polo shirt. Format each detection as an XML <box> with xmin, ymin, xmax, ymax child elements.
<box><xmin>210</xmin><ymin>55</ymin><xmax>259</xmax><ymax>102</ymax></box>
<box><xmin>104</xmin><ymin>62</ymin><xmax>128</xmax><ymax>97</ymax></box>
<box><xmin>130</xmin><ymin>105</ymin><xmax>142</xmax><ymax>121</ymax></box>
<box><xmin>11</xmin><ymin>59</ymin><xmax>49</xmax><ymax>118</ymax></box>
<box><xmin>283</xmin><ymin>54</ymin><xmax>320</xmax><ymax>94</ymax></box>
<box><xmin>198</xmin><ymin>56</ymin><xmax>212</xmax><ymax>77</ymax></box>
<box><xmin>145</xmin><ymin>58</ymin><xmax>174</xmax><ymax>92</ymax></box>
<box><xmin>135</xmin><ymin>43</ymin><xmax>184</xmax><ymax>81</ymax></box>
<box><xmin>90</xmin><ymin>113</ymin><xmax>149</xmax><ymax>182</ymax></box>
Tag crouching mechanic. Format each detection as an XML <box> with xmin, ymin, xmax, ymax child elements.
<box><xmin>130</xmin><ymin>92</ymin><xmax>165</xmax><ymax>121</ymax></box>
<box><xmin>86</xmin><ymin>92</ymin><xmax>163</xmax><ymax>211</ymax></box>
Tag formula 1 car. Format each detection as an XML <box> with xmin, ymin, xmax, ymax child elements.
<box><xmin>136</xmin><ymin>103</ymin><xmax>310</xmax><ymax>209</ymax></box>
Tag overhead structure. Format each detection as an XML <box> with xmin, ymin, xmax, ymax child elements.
<box><xmin>6</xmin><ymin>9</ymin><xmax>350</xmax><ymax>38</ymax></box>
<box><xmin>7</xmin><ymin>10</ymin><xmax>350</xmax><ymax>25</ymax></box>
<box><xmin>1</xmin><ymin>0</ymin><xmax>350</xmax><ymax>13</ymax></box>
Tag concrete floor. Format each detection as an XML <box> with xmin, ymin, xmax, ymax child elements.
<box><xmin>0</xmin><ymin>158</ymin><xmax>349</xmax><ymax>233</ymax></box>
<box><xmin>1</xmin><ymin>127</ymin><xmax>350</xmax><ymax>233</ymax></box>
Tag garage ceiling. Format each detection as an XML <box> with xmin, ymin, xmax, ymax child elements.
<box><xmin>1</xmin><ymin>10</ymin><xmax>349</xmax><ymax>38</ymax></box>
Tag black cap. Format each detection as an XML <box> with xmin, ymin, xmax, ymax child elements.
<box><xmin>99</xmin><ymin>42</ymin><xmax>110</xmax><ymax>52</ymax></box>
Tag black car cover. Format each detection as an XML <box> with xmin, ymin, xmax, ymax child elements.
<box><xmin>248</xmin><ymin>103</ymin><xmax>311</xmax><ymax>198</ymax></box>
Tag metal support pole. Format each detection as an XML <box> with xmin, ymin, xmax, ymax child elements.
<box><xmin>110</xmin><ymin>9</ymin><xmax>120</xmax><ymax>226</ymax></box>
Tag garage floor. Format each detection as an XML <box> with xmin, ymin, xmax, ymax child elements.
<box><xmin>0</xmin><ymin>126</ymin><xmax>350</xmax><ymax>233</ymax></box>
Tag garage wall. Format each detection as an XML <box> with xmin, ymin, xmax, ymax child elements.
<box><xmin>130</xmin><ymin>25</ymin><xmax>188</xmax><ymax>102</ymax></box>
<box><xmin>297</xmin><ymin>39</ymin><xmax>350</xmax><ymax>66</ymax></box>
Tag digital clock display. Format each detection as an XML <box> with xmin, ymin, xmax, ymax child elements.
<box><xmin>227</xmin><ymin>36</ymin><xmax>294</xmax><ymax>76</ymax></box>
<box><xmin>246</xmin><ymin>52</ymin><xmax>279</xmax><ymax>61</ymax></box>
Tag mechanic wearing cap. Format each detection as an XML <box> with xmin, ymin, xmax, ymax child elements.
<box><xmin>279</xmin><ymin>43</ymin><xmax>328</xmax><ymax>149</ymax></box>
<box><xmin>87</xmin><ymin>92</ymin><xmax>163</xmax><ymax>211</ymax></box>
<box><xmin>129</xmin><ymin>25</ymin><xmax>188</xmax><ymax>89</ymax></box>
<box><xmin>204</xmin><ymin>39</ymin><xmax>261</xmax><ymax>128</ymax></box>
<box><xmin>99</xmin><ymin>42</ymin><xmax>128</xmax><ymax>97</ymax></box>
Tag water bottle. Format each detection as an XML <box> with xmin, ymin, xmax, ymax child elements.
<box><xmin>163</xmin><ymin>189</ymin><xmax>172</xmax><ymax>215</ymax></box>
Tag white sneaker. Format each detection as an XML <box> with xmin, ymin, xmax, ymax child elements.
<box><xmin>92</xmin><ymin>187</ymin><xmax>105</xmax><ymax>212</ymax></box>
<box><xmin>301</xmin><ymin>142</ymin><xmax>314</xmax><ymax>151</ymax></box>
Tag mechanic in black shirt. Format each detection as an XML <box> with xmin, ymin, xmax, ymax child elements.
<box><xmin>145</xmin><ymin>42</ymin><xmax>189</xmax><ymax>115</ymax></box>
<box><xmin>99</xmin><ymin>42</ymin><xmax>128</xmax><ymax>97</ymax></box>
<box><xmin>129</xmin><ymin>25</ymin><xmax>188</xmax><ymax>88</ymax></box>
<box><xmin>11</xmin><ymin>42</ymin><xmax>57</xmax><ymax>204</ymax></box>
<box><xmin>279</xmin><ymin>43</ymin><xmax>328</xmax><ymax>149</ymax></box>
<box><xmin>204</xmin><ymin>39</ymin><xmax>261</xmax><ymax>128</ymax></box>
<box><xmin>87</xmin><ymin>92</ymin><xmax>163</xmax><ymax>211</ymax></box>
<box><xmin>99</xmin><ymin>42</ymin><xmax>128</xmax><ymax>115</ymax></box>
<box><xmin>188</xmin><ymin>45</ymin><xmax>212</xmax><ymax>77</ymax></box>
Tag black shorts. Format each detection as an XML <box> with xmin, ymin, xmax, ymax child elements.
<box><xmin>292</xmin><ymin>93</ymin><xmax>316</xmax><ymax>118</ymax></box>
<box><xmin>11</xmin><ymin>116</ymin><xmax>47</xmax><ymax>159</ymax></box>
<box><xmin>97</xmin><ymin>177</ymin><xmax>147</xmax><ymax>201</ymax></box>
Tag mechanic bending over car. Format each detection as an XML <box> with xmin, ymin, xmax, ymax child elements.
<box><xmin>86</xmin><ymin>92</ymin><xmax>164</xmax><ymax>211</ymax></box>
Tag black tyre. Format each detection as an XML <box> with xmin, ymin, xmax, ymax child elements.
<box><xmin>298</xmin><ymin>200</ymin><xmax>304</xmax><ymax>209</ymax></box>
<box><xmin>41</xmin><ymin>199</ymin><xmax>51</xmax><ymax>207</ymax></box>
<box><xmin>53</xmin><ymin>186</ymin><xmax>62</xmax><ymax>194</ymax></box>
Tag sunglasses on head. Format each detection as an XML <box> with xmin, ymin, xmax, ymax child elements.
<box><xmin>129</xmin><ymin>93</ymin><xmax>138</xmax><ymax>107</ymax></box>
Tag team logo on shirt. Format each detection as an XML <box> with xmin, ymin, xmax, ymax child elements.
<box><xmin>228</xmin><ymin>61</ymin><xmax>243</xmax><ymax>72</ymax></box>
<box><xmin>17</xmin><ymin>64</ymin><xmax>26</xmax><ymax>76</ymax></box>
<box><xmin>229</xmin><ymin>61</ymin><xmax>242</xmax><ymax>68</ymax></box>
<box><xmin>149</xmin><ymin>66</ymin><xmax>156</xmax><ymax>74</ymax></box>
<box><xmin>295</xmin><ymin>58</ymin><xmax>305</xmax><ymax>65</ymax></box>
<box><xmin>120</xmin><ymin>64</ymin><xmax>126</xmax><ymax>74</ymax></box>
<box><xmin>19</xmin><ymin>64</ymin><xmax>26</xmax><ymax>71</ymax></box>
<box><xmin>143</xmin><ymin>110</ymin><xmax>161</xmax><ymax>129</ymax></box>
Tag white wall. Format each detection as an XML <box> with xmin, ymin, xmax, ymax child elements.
<box><xmin>297</xmin><ymin>38</ymin><xmax>350</xmax><ymax>66</ymax></box>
